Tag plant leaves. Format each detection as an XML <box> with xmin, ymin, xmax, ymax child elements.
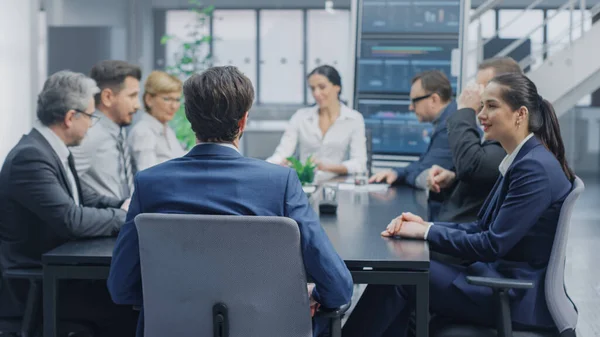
<box><xmin>160</xmin><ymin>35</ymin><xmax>171</xmax><ymax>45</ymax></box>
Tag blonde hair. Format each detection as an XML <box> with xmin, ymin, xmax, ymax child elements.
<box><xmin>143</xmin><ymin>70</ymin><xmax>183</xmax><ymax>111</ymax></box>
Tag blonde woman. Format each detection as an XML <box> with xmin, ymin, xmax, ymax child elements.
<box><xmin>128</xmin><ymin>71</ymin><xmax>186</xmax><ymax>171</ymax></box>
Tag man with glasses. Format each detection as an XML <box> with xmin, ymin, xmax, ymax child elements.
<box><xmin>425</xmin><ymin>57</ymin><xmax>523</xmax><ymax>222</ymax></box>
<box><xmin>71</xmin><ymin>60</ymin><xmax>142</xmax><ymax>200</ymax></box>
<box><xmin>0</xmin><ymin>71</ymin><xmax>137</xmax><ymax>336</ymax></box>
<box><xmin>369</xmin><ymin>70</ymin><xmax>457</xmax><ymax>189</ymax></box>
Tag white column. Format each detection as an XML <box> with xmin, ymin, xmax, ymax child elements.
<box><xmin>0</xmin><ymin>0</ymin><xmax>39</xmax><ymax>163</ymax></box>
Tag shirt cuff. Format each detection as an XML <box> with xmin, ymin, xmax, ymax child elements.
<box><xmin>414</xmin><ymin>169</ymin><xmax>429</xmax><ymax>190</ymax></box>
<box><xmin>424</xmin><ymin>222</ymin><xmax>434</xmax><ymax>240</ymax></box>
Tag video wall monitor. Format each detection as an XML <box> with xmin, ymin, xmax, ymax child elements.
<box><xmin>362</xmin><ymin>0</ymin><xmax>460</xmax><ymax>34</ymax></box>
<box><xmin>357</xmin><ymin>39</ymin><xmax>458</xmax><ymax>94</ymax></box>
<box><xmin>358</xmin><ymin>99</ymin><xmax>434</xmax><ymax>155</ymax></box>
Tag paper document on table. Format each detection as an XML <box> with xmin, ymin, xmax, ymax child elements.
<box><xmin>337</xmin><ymin>183</ymin><xmax>389</xmax><ymax>192</ymax></box>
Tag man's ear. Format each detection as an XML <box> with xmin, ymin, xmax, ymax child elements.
<box><xmin>238</xmin><ymin>111</ymin><xmax>249</xmax><ymax>133</ymax></box>
<box><xmin>64</xmin><ymin>109</ymin><xmax>77</xmax><ymax>128</ymax></box>
<box><xmin>99</xmin><ymin>88</ymin><xmax>115</xmax><ymax>108</ymax></box>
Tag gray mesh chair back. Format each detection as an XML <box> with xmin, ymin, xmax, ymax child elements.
<box><xmin>135</xmin><ymin>214</ymin><xmax>313</xmax><ymax>337</ymax></box>
<box><xmin>545</xmin><ymin>176</ymin><xmax>584</xmax><ymax>336</ymax></box>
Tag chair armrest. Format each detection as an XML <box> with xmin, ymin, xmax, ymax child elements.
<box><xmin>314</xmin><ymin>301</ymin><xmax>352</xmax><ymax>318</ymax></box>
<box><xmin>466</xmin><ymin>276</ymin><xmax>534</xmax><ymax>290</ymax></box>
<box><xmin>3</xmin><ymin>268</ymin><xmax>43</xmax><ymax>280</ymax></box>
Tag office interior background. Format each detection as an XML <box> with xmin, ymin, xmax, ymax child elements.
<box><xmin>1</xmin><ymin>0</ymin><xmax>600</xmax><ymax>335</ymax></box>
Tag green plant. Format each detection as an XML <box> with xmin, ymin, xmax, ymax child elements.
<box><xmin>287</xmin><ymin>155</ymin><xmax>317</xmax><ymax>186</ymax></box>
<box><xmin>161</xmin><ymin>0</ymin><xmax>214</xmax><ymax>150</ymax></box>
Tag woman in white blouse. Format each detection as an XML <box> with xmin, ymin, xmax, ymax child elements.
<box><xmin>266</xmin><ymin>65</ymin><xmax>367</xmax><ymax>180</ymax></box>
<box><xmin>128</xmin><ymin>71</ymin><xmax>186</xmax><ymax>171</ymax></box>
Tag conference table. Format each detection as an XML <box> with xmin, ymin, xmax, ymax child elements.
<box><xmin>42</xmin><ymin>182</ymin><xmax>431</xmax><ymax>337</ymax></box>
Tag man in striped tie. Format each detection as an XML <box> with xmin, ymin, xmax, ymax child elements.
<box><xmin>71</xmin><ymin>60</ymin><xmax>141</xmax><ymax>201</ymax></box>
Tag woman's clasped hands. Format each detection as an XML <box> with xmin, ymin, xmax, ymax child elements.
<box><xmin>381</xmin><ymin>212</ymin><xmax>430</xmax><ymax>240</ymax></box>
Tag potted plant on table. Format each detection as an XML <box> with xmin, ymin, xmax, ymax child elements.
<box><xmin>286</xmin><ymin>155</ymin><xmax>318</xmax><ymax>195</ymax></box>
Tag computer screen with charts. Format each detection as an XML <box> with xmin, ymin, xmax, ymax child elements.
<box><xmin>357</xmin><ymin>39</ymin><xmax>458</xmax><ymax>94</ymax></box>
<box><xmin>362</xmin><ymin>0</ymin><xmax>460</xmax><ymax>34</ymax></box>
<box><xmin>359</xmin><ymin>98</ymin><xmax>434</xmax><ymax>155</ymax></box>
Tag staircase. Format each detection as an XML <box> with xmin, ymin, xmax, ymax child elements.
<box><xmin>465</xmin><ymin>0</ymin><xmax>600</xmax><ymax>117</ymax></box>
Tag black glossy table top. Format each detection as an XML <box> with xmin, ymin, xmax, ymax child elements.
<box><xmin>313</xmin><ymin>183</ymin><xmax>430</xmax><ymax>270</ymax></box>
<box><xmin>43</xmin><ymin>183</ymin><xmax>430</xmax><ymax>270</ymax></box>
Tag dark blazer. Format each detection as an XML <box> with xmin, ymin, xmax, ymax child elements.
<box><xmin>107</xmin><ymin>144</ymin><xmax>354</xmax><ymax>337</ymax></box>
<box><xmin>393</xmin><ymin>101</ymin><xmax>457</xmax><ymax>188</ymax></box>
<box><xmin>427</xmin><ymin>136</ymin><xmax>572</xmax><ymax>327</ymax></box>
<box><xmin>431</xmin><ymin>108</ymin><xmax>506</xmax><ymax>222</ymax></box>
<box><xmin>0</xmin><ymin>129</ymin><xmax>125</xmax><ymax>315</ymax></box>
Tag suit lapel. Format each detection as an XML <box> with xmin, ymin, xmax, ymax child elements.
<box><xmin>478</xmin><ymin>137</ymin><xmax>543</xmax><ymax>228</ymax></box>
<box><xmin>30</xmin><ymin>129</ymin><xmax>75</xmax><ymax>198</ymax></box>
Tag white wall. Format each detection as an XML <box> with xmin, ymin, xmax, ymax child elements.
<box><xmin>0</xmin><ymin>0</ymin><xmax>38</xmax><ymax>163</ymax></box>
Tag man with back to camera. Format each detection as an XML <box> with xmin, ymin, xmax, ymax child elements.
<box><xmin>369</xmin><ymin>70</ymin><xmax>457</xmax><ymax>190</ymax></box>
<box><xmin>71</xmin><ymin>60</ymin><xmax>142</xmax><ymax>200</ymax></box>
<box><xmin>107</xmin><ymin>66</ymin><xmax>353</xmax><ymax>337</ymax></box>
<box><xmin>425</xmin><ymin>57</ymin><xmax>523</xmax><ymax>223</ymax></box>
<box><xmin>0</xmin><ymin>71</ymin><xmax>137</xmax><ymax>336</ymax></box>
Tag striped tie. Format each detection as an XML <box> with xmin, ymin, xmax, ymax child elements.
<box><xmin>117</xmin><ymin>129</ymin><xmax>134</xmax><ymax>197</ymax></box>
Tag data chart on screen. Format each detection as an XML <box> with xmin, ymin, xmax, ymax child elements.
<box><xmin>358</xmin><ymin>99</ymin><xmax>434</xmax><ymax>155</ymax></box>
<box><xmin>357</xmin><ymin>39</ymin><xmax>458</xmax><ymax>94</ymax></box>
<box><xmin>362</xmin><ymin>0</ymin><xmax>460</xmax><ymax>34</ymax></box>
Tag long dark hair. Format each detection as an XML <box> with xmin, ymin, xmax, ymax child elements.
<box><xmin>491</xmin><ymin>73</ymin><xmax>574</xmax><ymax>181</ymax></box>
<box><xmin>308</xmin><ymin>65</ymin><xmax>343</xmax><ymax>102</ymax></box>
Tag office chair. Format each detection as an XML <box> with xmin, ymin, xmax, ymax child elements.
<box><xmin>0</xmin><ymin>269</ymin><xmax>94</xmax><ymax>337</ymax></box>
<box><xmin>431</xmin><ymin>176</ymin><xmax>584</xmax><ymax>337</ymax></box>
<box><xmin>135</xmin><ymin>213</ymin><xmax>350</xmax><ymax>337</ymax></box>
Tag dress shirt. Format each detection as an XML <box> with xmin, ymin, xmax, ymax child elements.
<box><xmin>197</xmin><ymin>142</ymin><xmax>240</xmax><ymax>153</ymax></box>
<box><xmin>499</xmin><ymin>133</ymin><xmax>534</xmax><ymax>176</ymax></box>
<box><xmin>266</xmin><ymin>104</ymin><xmax>367</xmax><ymax>176</ymax></box>
<box><xmin>128</xmin><ymin>112</ymin><xmax>186</xmax><ymax>171</ymax></box>
<box><xmin>33</xmin><ymin>121</ymin><xmax>80</xmax><ymax>205</ymax></box>
<box><xmin>71</xmin><ymin>111</ymin><xmax>134</xmax><ymax>200</ymax></box>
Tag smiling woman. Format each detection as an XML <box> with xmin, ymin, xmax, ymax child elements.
<box><xmin>127</xmin><ymin>71</ymin><xmax>186</xmax><ymax>171</ymax></box>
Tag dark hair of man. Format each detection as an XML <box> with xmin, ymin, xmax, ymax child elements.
<box><xmin>491</xmin><ymin>73</ymin><xmax>574</xmax><ymax>181</ymax></box>
<box><xmin>478</xmin><ymin>57</ymin><xmax>523</xmax><ymax>76</ymax></box>
<box><xmin>183</xmin><ymin>66</ymin><xmax>255</xmax><ymax>143</ymax></box>
<box><xmin>89</xmin><ymin>60</ymin><xmax>142</xmax><ymax>106</ymax></box>
<box><xmin>411</xmin><ymin>70</ymin><xmax>452</xmax><ymax>103</ymax></box>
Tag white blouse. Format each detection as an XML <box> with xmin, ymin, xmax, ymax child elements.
<box><xmin>266</xmin><ymin>104</ymin><xmax>367</xmax><ymax>176</ymax></box>
<box><xmin>128</xmin><ymin>112</ymin><xmax>186</xmax><ymax>171</ymax></box>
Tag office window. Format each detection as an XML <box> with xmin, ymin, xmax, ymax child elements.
<box><xmin>165</xmin><ymin>10</ymin><xmax>210</xmax><ymax>72</ymax></box>
<box><xmin>306</xmin><ymin>9</ymin><xmax>351</xmax><ymax>104</ymax></box>
<box><xmin>39</xmin><ymin>10</ymin><xmax>47</xmax><ymax>90</ymax></box>
<box><xmin>547</xmin><ymin>9</ymin><xmax>592</xmax><ymax>106</ymax></box>
<box><xmin>212</xmin><ymin>10</ymin><xmax>257</xmax><ymax>96</ymax></box>
<box><xmin>547</xmin><ymin>9</ymin><xmax>592</xmax><ymax>55</ymax></box>
<box><xmin>498</xmin><ymin>9</ymin><xmax>544</xmax><ymax>69</ymax></box>
<box><xmin>466</xmin><ymin>9</ymin><xmax>496</xmax><ymax>80</ymax></box>
<box><xmin>259</xmin><ymin>10</ymin><xmax>304</xmax><ymax>104</ymax></box>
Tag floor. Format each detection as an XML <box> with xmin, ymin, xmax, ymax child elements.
<box><xmin>346</xmin><ymin>173</ymin><xmax>600</xmax><ymax>336</ymax></box>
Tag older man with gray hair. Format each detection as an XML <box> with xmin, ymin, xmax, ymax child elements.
<box><xmin>0</xmin><ymin>70</ymin><xmax>137</xmax><ymax>336</ymax></box>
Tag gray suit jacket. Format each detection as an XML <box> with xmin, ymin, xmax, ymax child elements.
<box><xmin>0</xmin><ymin>129</ymin><xmax>125</xmax><ymax>315</ymax></box>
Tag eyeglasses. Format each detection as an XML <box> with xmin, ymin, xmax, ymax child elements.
<box><xmin>410</xmin><ymin>93</ymin><xmax>434</xmax><ymax>105</ymax></box>
<box><xmin>161</xmin><ymin>96</ymin><xmax>182</xmax><ymax>104</ymax></box>
<box><xmin>74</xmin><ymin>109</ymin><xmax>100</xmax><ymax>126</ymax></box>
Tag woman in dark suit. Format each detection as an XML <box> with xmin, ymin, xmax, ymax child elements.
<box><xmin>342</xmin><ymin>73</ymin><xmax>575</xmax><ymax>336</ymax></box>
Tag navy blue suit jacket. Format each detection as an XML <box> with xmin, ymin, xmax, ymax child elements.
<box><xmin>427</xmin><ymin>136</ymin><xmax>572</xmax><ymax>327</ymax></box>
<box><xmin>107</xmin><ymin>144</ymin><xmax>353</xmax><ymax>336</ymax></box>
<box><xmin>393</xmin><ymin>101</ymin><xmax>457</xmax><ymax>187</ymax></box>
